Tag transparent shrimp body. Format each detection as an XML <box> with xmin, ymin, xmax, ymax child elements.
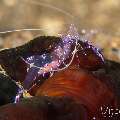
<box><xmin>23</xmin><ymin>24</ymin><xmax>80</xmax><ymax>90</ymax></box>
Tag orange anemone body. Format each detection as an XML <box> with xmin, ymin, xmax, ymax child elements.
<box><xmin>36</xmin><ymin>66</ymin><xmax>116</xmax><ymax>118</ymax></box>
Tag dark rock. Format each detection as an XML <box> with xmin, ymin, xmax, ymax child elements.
<box><xmin>0</xmin><ymin>36</ymin><xmax>60</xmax><ymax>84</ymax></box>
<box><xmin>105</xmin><ymin>60</ymin><xmax>120</xmax><ymax>104</ymax></box>
<box><xmin>0</xmin><ymin>73</ymin><xmax>19</xmax><ymax>106</ymax></box>
<box><xmin>92</xmin><ymin>60</ymin><xmax>120</xmax><ymax>104</ymax></box>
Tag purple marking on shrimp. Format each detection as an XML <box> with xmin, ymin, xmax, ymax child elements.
<box><xmin>23</xmin><ymin>54</ymin><xmax>52</xmax><ymax>89</ymax></box>
<box><xmin>23</xmin><ymin>67</ymin><xmax>39</xmax><ymax>89</ymax></box>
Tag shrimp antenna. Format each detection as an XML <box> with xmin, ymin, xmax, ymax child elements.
<box><xmin>0</xmin><ymin>28</ymin><xmax>49</xmax><ymax>34</ymax></box>
<box><xmin>24</xmin><ymin>0</ymin><xmax>75</xmax><ymax>20</ymax></box>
